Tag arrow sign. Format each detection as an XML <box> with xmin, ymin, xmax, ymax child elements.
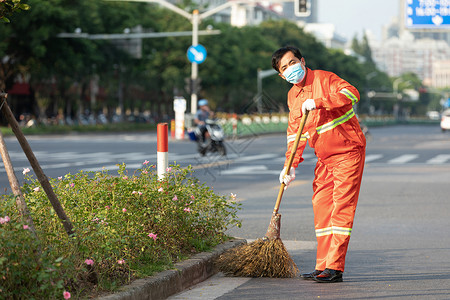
<box><xmin>187</xmin><ymin>44</ymin><xmax>207</xmax><ymax>64</ymax></box>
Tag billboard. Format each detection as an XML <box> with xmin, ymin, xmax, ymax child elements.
<box><xmin>405</xmin><ymin>0</ymin><xmax>450</xmax><ymax>29</ymax></box>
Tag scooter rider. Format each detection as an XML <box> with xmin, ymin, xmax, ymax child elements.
<box><xmin>194</xmin><ymin>99</ymin><xmax>213</xmax><ymax>143</ymax></box>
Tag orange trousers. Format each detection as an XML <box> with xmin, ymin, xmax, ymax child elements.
<box><xmin>312</xmin><ymin>150</ymin><xmax>365</xmax><ymax>272</ymax></box>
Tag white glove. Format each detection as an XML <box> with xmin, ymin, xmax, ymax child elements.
<box><xmin>302</xmin><ymin>99</ymin><xmax>316</xmax><ymax>114</ymax></box>
<box><xmin>279</xmin><ymin>167</ymin><xmax>295</xmax><ymax>188</ymax></box>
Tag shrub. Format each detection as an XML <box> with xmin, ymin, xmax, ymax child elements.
<box><xmin>0</xmin><ymin>163</ymin><xmax>241</xmax><ymax>298</ymax></box>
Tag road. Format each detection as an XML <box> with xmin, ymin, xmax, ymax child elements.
<box><xmin>1</xmin><ymin>125</ymin><xmax>450</xmax><ymax>299</ymax></box>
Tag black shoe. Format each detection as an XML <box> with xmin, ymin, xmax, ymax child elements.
<box><xmin>313</xmin><ymin>268</ymin><xmax>343</xmax><ymax>283</ymax></box>
<box><xmin>300</xmin><ymin>269</ymin><xmax>323</xmax><ymax>280</ymax></box>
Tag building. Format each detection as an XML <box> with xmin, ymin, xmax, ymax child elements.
<box><xmin>432</xmin><ymin>60</ymin><xmax>450</xmax><ymax>88</ymax></box>
<box><xmin>370</xmin><ymin>0</ymin><xmax>450</xmax><ymax>88</ymax></box>
<box><xmin>303</xmin><ymin>23</ymin><xmax>347</xmax><ymax>50</ymax></box>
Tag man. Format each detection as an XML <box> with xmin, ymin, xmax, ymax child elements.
<box><xmin>194</xmin><ymin>99</ymin><xmax>213</xmax><ymax>143</ymax></box>
<box><xmin>272</xmin><ymin>46</ymin><xmax>366</xmax><ymax>283</ymax></box>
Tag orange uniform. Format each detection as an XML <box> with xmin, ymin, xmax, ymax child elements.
<box><xmin>285</xmin><ymin>68</ymin><xmax>366</xmax><ymax>272</ymax></box>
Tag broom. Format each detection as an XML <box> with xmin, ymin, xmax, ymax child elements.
<box><xmin>216</xmin><ymin>111</ymin><xmax>309</xmax><ymax>278</ymax></box>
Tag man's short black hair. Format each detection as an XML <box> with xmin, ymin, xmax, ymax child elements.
<box><xmin>271</xmin><ymin>46</ymin><xmax>303</xmax><ymax>72</ymax></box>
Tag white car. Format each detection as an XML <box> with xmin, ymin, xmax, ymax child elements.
<box><xmin>441</xmin><ymin>110</ymin><xmax>450</xmax><ymax>131</ymax></box>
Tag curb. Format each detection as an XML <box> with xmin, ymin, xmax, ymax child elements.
<box><xmin>97</xmin><ymin>238</ymin><xmax>246</xmax><ymax>300</ymax></box>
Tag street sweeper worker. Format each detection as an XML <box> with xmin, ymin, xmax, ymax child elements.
<box><xmin>272</xmin><ymin>46</ymin><xmax>366</xmax><ymax>283</ymax></box>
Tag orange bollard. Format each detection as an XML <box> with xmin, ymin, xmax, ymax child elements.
<box><xmin>157</xmin><ymin>123</ymin><xmax>168</xmax><ymax>180</ymax></box>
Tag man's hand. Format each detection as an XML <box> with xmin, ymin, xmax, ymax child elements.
<box><xmin>279</xmin><ymin>167</ymin><xmax>296</xmax><ymax>189</ymax></box>
<box><xmin>302</xmin><ymin>99</ymin><xmax>316</xmax><ymax>114</ymax></box>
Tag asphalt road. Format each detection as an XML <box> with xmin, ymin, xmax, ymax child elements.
<box><xmin>1</xmin><ymin>125</ymin><xmax>450</xmax><ymax>299</ymax></box>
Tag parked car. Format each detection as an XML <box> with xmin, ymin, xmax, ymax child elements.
<box><xmin>426</xmin><ymin>111</ymin><xmax>440</xmax><ymax>120</ymax></box>
<box><xmin>441</xmin><ymin>109</ymin><xmax>450</xmax><ymax>131</ymax></box>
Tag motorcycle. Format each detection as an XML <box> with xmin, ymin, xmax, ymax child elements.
<box><xmin>189</xmin><ymin>119</ymin><xmax>227</xmax><ymax>156</ymax></box>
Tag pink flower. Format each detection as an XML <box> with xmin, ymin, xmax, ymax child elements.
<box><xmin>63</xmin><ymin>291</ymin><xmax>71</xmax><ymax>299</ymax></box>
<box><xmin>190</xmin><ymin>195</ymin><xmax>195</xmax><ymax>200</ymax></box>
<box><xmin>22</xmin><ymin>168</ymin><xmax>30</xmax><ymax>175</ymax></box>
<box><xmin>166</xmin><ymin>167</ymin><xmax>172</xmax><ymax>172</ymax></box>
<box><xmin>123</xmin><ymin>176</ymin><xmax>128</xmax><ymax>180</ymax></box>
<box><xmin>230</xmin><ymin>193</ymin><xmax>236</xmax><ymax>200</ymax></box>
<box><xmin>158</xmin><ymin>187</ymin><xmax>164</xmax><ymax>192</ymax></box>
<box><xmin>23</xmin><ymin>225</ymin><xmax>29</xmax><ymax>230</ymax></box>
<box><xmin>122</xmin><ymin>208</ymin><xmax>127</xmax><ymax>213</ymax></box>
<box><xmin>142</xmin><ymin>170</ymin><xmax>148</xmax><ymax>174</ymax></box>
<box><xmin>0</xmin><ymin>216</ymin><xmax>10</xmax><ymax>224</ymax></box>
<box><xmin>85</xmin><ymin>259</ymin><xmax>94</xmax><ymax>266</ymax></box>
<box><xmin>58</xmin><ymin>176</ymin><xmax>63</xmax><ymax>180</ymax></box>
<box><xmin>172</xmin><ymin>195</ymin><xmax>178</xmax><ymax>201</ymax></box>
<box><xmin>143</xmin><ymin>160</ymin><xmax>150</xmax><ymax>165</ymax></box>
<box><xmin>105</xmin><ymin>205</ymin><xmax>110</xmax><ymax>210</ymax></box>
<box><xmin>148</xmin><ymin>233</ymin><xmax>157</xmax><ymax>241</ymax></box>
<box><xmin>184</xmin><ymin>207</ymin><xmax>192</xmax><ymax>213</ymax></box>
<box><xmin>33</xmin><ymin>187</ymin><xmax>40</xmax><ymax>192</ymax></box>
<box><xmin>70</xmin><ymin>183</ymin><xmax>75</xmax><ymax>187</ymax></box>
<box><xmin>138</xmin><ymin>191</ymin><xmax>142</xmax><ymax>195</ymax></box>
<box><xmin>117</xmin><ymin>259</ymin><xmax>125</xmax><ymax>265</ymax></box>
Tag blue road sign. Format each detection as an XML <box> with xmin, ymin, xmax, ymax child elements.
<box><xmin>187</xmin><ymin>44</ymin><xmax>207</xmax><ymax>64</ymax></box>
<box><xmin>405</xmin><ymin>0</ymin><xmax>450</xmax><ymax>29</ymax></box>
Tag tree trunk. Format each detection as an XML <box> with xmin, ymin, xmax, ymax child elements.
<box><xmin>0</xmin><ymin>93</ymin><xmax>75</xmax><ymax>236</ymax></box>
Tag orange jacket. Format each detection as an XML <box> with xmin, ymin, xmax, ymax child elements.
<box><xmin>285</xmin><ymin>68</ymin><xmax>366</xmax><ymax>168</ymax></box>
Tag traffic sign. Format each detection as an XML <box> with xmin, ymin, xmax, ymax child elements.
<box><xmin>187</xmin><ymin>44</ymin><xmax>207</xmax><ymax>64</ymax></box>
<box><xmin>405</xmin><ymin>0</ymin><xmax>450</xmax><ymax>29</ymax></box>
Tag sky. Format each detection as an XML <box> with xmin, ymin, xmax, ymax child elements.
<box><xmin>317</xmin><ymin>0</ymin><xmax>401</xmax><ymax>41</ymax></box>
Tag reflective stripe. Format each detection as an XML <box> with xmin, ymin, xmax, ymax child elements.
<box><xmin>287</xmin><ymin>132</ymin><xmax>309</xmax><ymax>144</ymax></box>
<box><xmin>316</xmin><ymin>108</ymin><xmax>355</xmax><ymax>135</ymax></box>
<box><xmin>339</xmin><ymin>88</ymin><xmax>358</xmax><ymax>106</ymax></box>
<box><xmin>315</xmin><ymin>226</ymin><xmax>352</xmax><ymax>237</ymax></box>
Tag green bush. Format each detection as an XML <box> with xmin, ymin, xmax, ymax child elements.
<box><xmin>0</xmin><ymin>163</ymin><xmax>241</xmax><ymax>298</ymax></box>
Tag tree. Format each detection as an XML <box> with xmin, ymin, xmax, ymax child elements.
<box><xmin>0</xmin><ymin>0</ymin><xmax>30</xmax><ymax>23</ymax></box>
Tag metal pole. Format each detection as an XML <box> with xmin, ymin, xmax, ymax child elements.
<box><xmin>191</xmin><ymin>9</ymin><xmax>199</xmax><ymax>115</ymax></box>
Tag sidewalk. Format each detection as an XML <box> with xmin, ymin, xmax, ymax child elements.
<box><xmin>97</xmin><ymin>239</ymin><xmax>246</xmax><ymax>300</ymax></box>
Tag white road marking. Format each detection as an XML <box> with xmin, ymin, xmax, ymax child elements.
<box><xmin>221</xmin><ymin>165</ymin><xmax>280</xmax><ymax>175</ymax></box>
<box><xmin>3</xmin><ymin>152</ymin><xmax>450</xmax><ymax>175</ymax></box>
<box><xmin>426</xmin><ymin>154</ymin><xmax>450</xmax><ymax>164</ymax></box>
<box><xmin>365</xmin><ymin>154</ymin><xmax>383</xmax><ymax>162</ymax></box>
<box><xmin>388</xmin><ymin>154</ymin><xmax>418</xmax><ymax>164</ymax></box>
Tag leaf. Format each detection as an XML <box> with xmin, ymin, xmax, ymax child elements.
<box><xmin>18</xmin><ymin>3</ymin><xmax>30</xmax><ymax>10</ymax></box>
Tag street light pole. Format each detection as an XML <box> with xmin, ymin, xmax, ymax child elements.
<box><xmin>191</xmin><ymin>10</ymin><xmax>199</xmax><ymax>114</ymax></box>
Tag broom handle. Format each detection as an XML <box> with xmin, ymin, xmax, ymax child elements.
<box><xmin>273</xmin><ymin>110</ymin><xmax>309</xmax><ymax>214</ymax></box>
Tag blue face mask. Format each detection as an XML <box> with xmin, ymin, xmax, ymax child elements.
<box><xmin>282</xmin><ymin>63</ymin><xmax>306</xmax><ymax>84</ymax></box>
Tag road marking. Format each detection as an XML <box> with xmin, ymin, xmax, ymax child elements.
<box><xmin>4</xmin><ymin>152</ymin><xmax>450</xmax><ymax>175</ymax></box>
<box><xmin>365</xmin><ymin>154</ymin><xmax>383</xmax><ymax>162</ymax></box>
<box><xmin>221</xmin><ymin>165</ymin><xmax>279</xmax><ymax>175</ymax></box>
<box><xmin>426</xmin><ymin>154</ymin><xmax>450</xmax><ymax>164</ymax></box>
<box><xmin>388</xmin><ymin>154</ymin><xmax>418</xmax><ymax>164</ymax></box>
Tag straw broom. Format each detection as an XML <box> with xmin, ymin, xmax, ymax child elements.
<box><xmin>216</xmin><ymin>111</ymin><xmax>309</xmax><ymax>278</ymax></box>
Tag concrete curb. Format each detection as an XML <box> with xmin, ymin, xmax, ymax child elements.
<box><xmin>97</xmin><ymin>238</ymin><xmax>246</xmax><ymax>300</ymax></box>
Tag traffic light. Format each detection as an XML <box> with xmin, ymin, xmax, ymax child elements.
<box><xmin>295</xmin><ymin>0</ymin><xmax>310</xmax><ymax>17</ymax></box>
